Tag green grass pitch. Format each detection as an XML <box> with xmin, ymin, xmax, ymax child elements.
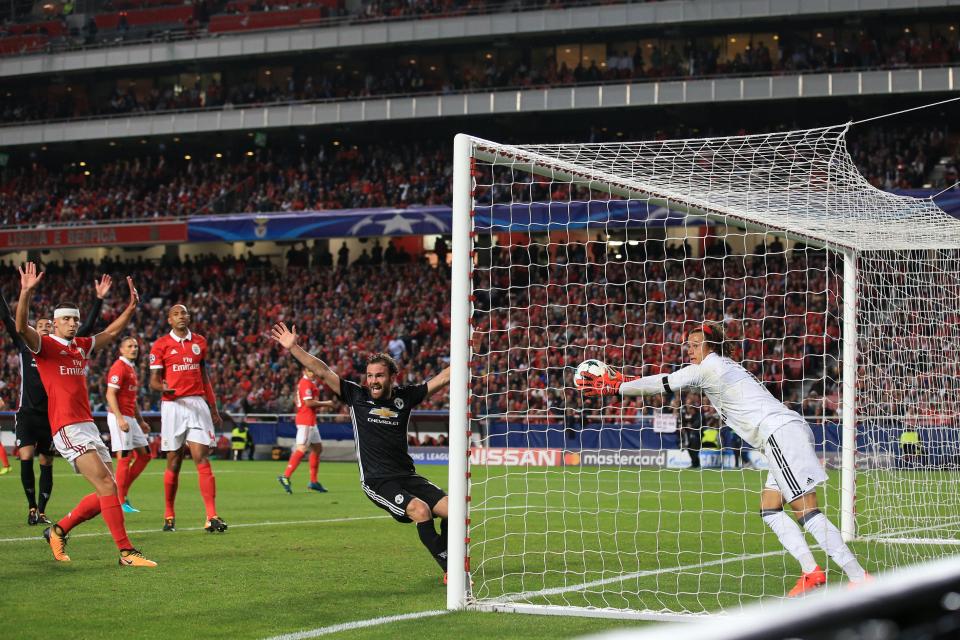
<box><xmin>0</xmin><ymin>459</ymin><xmax>942</xmax><ymax>639</ymax></box>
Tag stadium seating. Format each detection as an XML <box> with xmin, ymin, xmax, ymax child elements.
<box><xmin>0</xmin><ymin>21</ymin><xmax>957</xmax><ymax>122</ymax></box>
<box><xmin>0</xmin><ymin>125</ymin><xmax>955</xmax><ymax>228</ymax></box>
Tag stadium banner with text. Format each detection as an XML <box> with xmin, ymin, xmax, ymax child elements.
<box><xmin>469</xmin><ymin>447</ymin><xmax>563</xmax><ymax>467</ymax></box>
<box><xmin>563</xmin><ymin>449</ymin><xmax>668</xmax><ymax>468</ymax></box>
<box><xmin>409</xmin><ymin>447</ymin><xmax>450</xmax><ymax>465</ymax></box>
<box><xmin>0</xmin><ymin>222</ymin><xmax>187</xmax><ymax>250</ymax></box>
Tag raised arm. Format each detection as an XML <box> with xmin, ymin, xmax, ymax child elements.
<box><xmin>425</xmin><ymin>366</ymin><xmax>450</xmax><ymax>398</ymax></box>
<box><xmin>15</xmin><ymin>263</ymin><xmax>43</xmax><ymax>353</ymax></box>
<box><xmin>270</xmin><ymin>322</ymin><xmax>341</xmax><ymax>397</ymax></box>
<box><xmin>77</xmin><ymin>274</ymin><xmax>111</xmax><ymax>338</ymax></box>
<box><xmin>91</xmin><ymin>277</ymin><xmax>138</xmax><ymax>353</ymax></box>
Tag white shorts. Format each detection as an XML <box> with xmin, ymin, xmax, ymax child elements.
<box><xmin>53</xmin><ymin>422</ymin><xmax>112</xmax><ymax>472</ymax></box>
<box><xmin>107</xmin><ymin>414</ymin><xmax>149</xmax><ymax>452</ymax></box>
<box><xmin>295</xmin><ymin>425</ymin><xmax>322</xmax><ymax>446</ymax></box>
<box><xmin>763</xmin><ymin>419</ymin><xmax>828</xmax><ymax>502</ymax></box>
<box><xmin>161</xmin><ymin>396</ymin><xmax>215</xmax><ymax>452</ymax></box>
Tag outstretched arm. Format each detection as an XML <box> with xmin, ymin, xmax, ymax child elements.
<box><xmin>425</xmin><ymin>366</ymin><xmax>450</xmax><ymax>398</ymax></box>
<box><xmin>15</xmin><ymin>263</ymin><xmax>42</xmax><ymax>353</ymax></box>
<box><xmin>579</xmin><ymin>365</ymin><xmax>703</xmax><ymax>397</ymax></box>
<box><xmin>92</xmin><ymin>277</ymin><xmax>139</xmax><ymax>353</ymax></box>
<box><xmin>77</xmin><ymin>274</ymin><xmax>111</xmax><ymax>338</ymax></box>
<box><xmin>270</xmin><ymin>322</ymin><xmax>341</xmax><ymax>397</ymax></box>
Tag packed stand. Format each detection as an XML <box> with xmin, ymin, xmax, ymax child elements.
<box><xmin>0</xmin><ymin>122</ymin><xmax>956</xmax><ymax>228</ymax></box>
<box><xmin>469</xmin><ymin>228</ymin><xmax>843</xmax><ymax>428</ymax></box>
<box><xmin>0</xmin><ymin>251</ymin><xmax>452</xmax><ymax>416</ymax></box>
<box><xmin>0</xmin><ymin>141</ymin><xmax>452</xmax><ymax>226</ymax></box>
<box><xmin>0</xmin><ymin>22</ymin><xmax>958</xmax><ymax>124</ymax></box>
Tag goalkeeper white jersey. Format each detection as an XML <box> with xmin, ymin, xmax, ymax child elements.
<box><xmin>619</xmin><ymin>352</ymin><xmax>802</xmax><ymax>448</ymax></box>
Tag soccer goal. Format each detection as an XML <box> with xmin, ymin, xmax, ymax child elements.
<box><xmin>446</xmin><ymin>126</ymin><xmax>960</xmax><ymax>618</ymax></box>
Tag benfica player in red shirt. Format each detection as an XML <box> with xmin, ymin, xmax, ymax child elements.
<box><xmin>105</xmin><ymin>336</ymin><xmax>152</xmax><ymax>513</ymax></box>
<box><xmin>149</xmin><ymin>304</ymin><xmax>226</xmax><ymax>533</ymax></box>
<box><xmin>15</xmin><ymin>262</ymin><xmax>155</xmax><ymax>567</ymax></box>
<box><xmin>277</xmin><ymin>367</ymin><xmax>335</xmax><ymax>494</ymax></box>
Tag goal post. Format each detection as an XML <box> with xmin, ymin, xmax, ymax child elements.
<box><xmin>447</xmin><ymin>128</ymin><xmax>960</xmax><ymax>618</ymax></box>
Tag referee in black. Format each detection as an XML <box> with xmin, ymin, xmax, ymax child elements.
<box><xmin>271</xmin><ymin>322</ymin><xmax>452</xmax><ymax>579</ymax></box>
<box><xmin>0</xmin><ymin>274</ymin><xmax>111</xmax><ymax>525</ymax></box>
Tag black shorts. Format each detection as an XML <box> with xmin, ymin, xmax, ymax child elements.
<box><xmin>15</xmin><ymin>410</ymin><xmax>53</xmax><ymax>454</ymax></box>
<box><xmin>362</xmin><ymin>474</ymin><xmax>447</xmax><ymax>523</ymax></box>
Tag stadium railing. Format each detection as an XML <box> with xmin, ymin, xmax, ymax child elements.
<box><xmin>2</xmin><ymin>61</ymin><xmax>957</xmax><ymax>129</ymax></box>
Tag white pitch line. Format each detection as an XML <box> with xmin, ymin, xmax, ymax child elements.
<box><xmin>0</xmin><ymin>514</ymin><xmax>388</xmax><ymax>543</ymax></box>
<box><xmin>261</xmin><ymin>610</ymin><xmax>449</xmax><ymax>640</ymax></box>
<box><xmin>498</xmin><ymin>549</ymin><xmax>787</xmax><ymax>603</ymax></box>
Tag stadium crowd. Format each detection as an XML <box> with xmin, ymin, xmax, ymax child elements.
<box><xmin>0</xmin><ymin>122</ymin><xmax>955</xmax><ymax>228</ymax></box>
<box><xmin>0</xmin><ymin>234</ymin><xmax>852</xmax><ymax>428</ymax></box>
<box><xmin>0</xmin><ymin>22</ymin><xmax>957</xmax><ymax>124</ymax></box>
<box><xmin>0</xmin><ymin>252</ymin><xmax>452</xmax><ymax>416</ymax></box>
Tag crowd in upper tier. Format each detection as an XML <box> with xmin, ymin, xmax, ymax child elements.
<box><xmin>0</xmin><ymin>123</ymin><xmax>954</xmax><ymax>228</ymax></box>
<box><xmin>0</xmin><ymin>21</ymin><xmax>956</xmax><ymax>124</ymax></box>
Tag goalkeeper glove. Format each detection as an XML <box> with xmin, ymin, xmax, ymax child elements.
<box><xmin>576</xmin><ymin>369</ymin><xmax>626</xmax><ymax>396</ymax></box>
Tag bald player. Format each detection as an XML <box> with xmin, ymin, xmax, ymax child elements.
<box><xmin>149</xmin><ymin>304</ymin><xmax>226</xmax><ymax>533</ymax></box>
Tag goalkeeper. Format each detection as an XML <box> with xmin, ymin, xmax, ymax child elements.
<box><xmin>577</xmin><ymin>321</ymin><xmax>870</xmax><ymax>596</ymax></box>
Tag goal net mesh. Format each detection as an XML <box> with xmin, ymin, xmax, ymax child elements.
<box><xmin>461</xmin><ymin>125</ymin><xmax>960</xmax><ymax>617</ymax></box>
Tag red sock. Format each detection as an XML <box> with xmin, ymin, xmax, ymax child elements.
<box><xmin>309</xmin><ymin>451</ymin><xmax>320</xmax><ymax>483</ymax></box>
<box><xmin>284</xmin><ymin>449</ymin><xmax>305</xmax><ymax>478</ymax></box>
<box><xmin>115</xmin><ymin>454</ymin><xmax>132</xmax><ymax>502</ymax></box>
<box><xmin>196</xmin><ymin>461</ymin><xmax>217</xmax><ymax>519</ymax></box>
<box><xmin>0</xmin><ymin>443</ymin><xmax>9</xmax><ymax>467</ymax></box>
<box><xmin>99</xmin><ymin>494</ymin><xmax>133</xmax><ymax>550</ymax></box>
<box><xmin>125</xmin><ymin>450</ymin><xmax>151</xmax><ymax>495</ymax></box>
<box><xmin>163</xmin><ymin>469</ymin><xmax>179</xmax><ymax>519</ymax></box>
<box><xmin>57</xmin><ymin>493</ymin><xmax>101</xmax><ymax>534</ymax></box>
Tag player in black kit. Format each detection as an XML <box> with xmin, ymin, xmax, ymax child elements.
<box><xmin>270</xmin><ymin>322</ymin><xmax>452</xmax><ymax>580</ymax></box>
<box><xmin>0</xmin><ymin>274</ymin><xmax>111</xmax><ymax>525</ymax></box>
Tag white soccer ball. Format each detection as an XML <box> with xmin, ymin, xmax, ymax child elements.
<box><xmin>574</xmin><ymin>359</ymin><xmax>609</xmax><ymax>386</ymax></box>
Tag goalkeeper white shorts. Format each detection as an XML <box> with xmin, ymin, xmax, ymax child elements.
<box><xmin>763</xmin><ymin>419</ymin><xmax>827</xmax><ymax>502</ymax></box>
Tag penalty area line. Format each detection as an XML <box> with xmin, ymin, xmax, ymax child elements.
<box><xmin>262</xmin><ymin>609</ymin><xmax>449</xmax><ymax>640</ymax></box>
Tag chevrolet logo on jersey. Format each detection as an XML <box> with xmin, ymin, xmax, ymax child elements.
<box><xmin>370</xmin><ymin>407</ymin><xmax>399</xmax><ymax>419</ymax></box>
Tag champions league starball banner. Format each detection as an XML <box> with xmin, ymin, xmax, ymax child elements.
<box><xmin>187</xmin><ymin>206</ymin><xmax>453</xmax><ymax>242</ymax></box>
<box><xmin>186</xmin><ymin>189</ymin><xmax>958</xmax><ymax>242</ymax></box>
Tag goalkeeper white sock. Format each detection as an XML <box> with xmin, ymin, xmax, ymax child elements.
<box><xmin>761</xmin><ymin>508</ymin><xmax>817</xmax><ymax>573</ymax></box>
<box><xmin>799</xmin><ymin>510</ymin><xmax>866</xmax><ymax>581</ymax></box>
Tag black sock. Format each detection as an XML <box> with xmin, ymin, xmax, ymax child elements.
<box><xmin>20</xmin><ymin>459</ymin><xmax>37</xmax><ymax>510</ymax></box>
<box><xmin>38</xmin><ymin>464</ymin><xmax>53</xmax><ymax>513</ymax></box>
<box><xmin>439</xmin><ymin>518</ymin><xmax>448</xmax><ymax>549</ymax></box>
<box><xmin>416</xmin><ymin>520</ymin><xmax>448</xmax><ymax>571</ymax></box>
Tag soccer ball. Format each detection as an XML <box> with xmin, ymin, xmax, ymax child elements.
<box><xmin>574</xmin><ymin>359</ymin><xmax>609</xmax><ymax>386</ymax></box>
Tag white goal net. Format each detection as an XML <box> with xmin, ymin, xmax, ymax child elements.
<box><xmin>446</xmin><ymin>126</ymin><xmax>960</xmax><ymax>618</ymax></box>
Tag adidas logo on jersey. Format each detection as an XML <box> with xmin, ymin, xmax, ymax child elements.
<box><xmin>60</xmin><ymin>350</ymin><xmax>68</xmax><ymax>355</ymax></box>
<box><xmin>170</xmin><ymin>349</ymin><xmax>178</xmax><ymax>354</ymax></box>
